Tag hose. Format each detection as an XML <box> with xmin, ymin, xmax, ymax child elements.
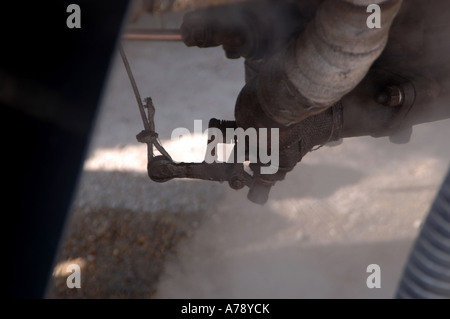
<box><xmin>396</xmin><ymin>169</ymin><xmax>450</xmax><ymax>298</ymax></box>
<box><xmin>256</xmin><ymin>0</ymin><xmax>403</xmax><ymax>125</ymax></box>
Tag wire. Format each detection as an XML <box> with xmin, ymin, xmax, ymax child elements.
<box><xmin>118</xmin><ymin>44</ymin><xmax>151</xmax><ymax>131</ymax></box>
<box><xmin>119</xmin><ymin>44</ymin><xmax>173</xmax><ymax>162</ymax></box>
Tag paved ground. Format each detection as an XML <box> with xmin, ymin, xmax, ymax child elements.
<box><xmin>47</xmin><ymin>11</ymin><xmax>450</xmax><ymax>299</ymax></box>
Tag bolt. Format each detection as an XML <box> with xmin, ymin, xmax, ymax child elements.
<box><xmin>376</xmin><ymin>85</ymin><xmax>404</xmax><ymax>107</ymax></box>
<box><xmin>229</xmin><ymin>176</ymin><xmax>245</xmax><ymax>190</ymax></box>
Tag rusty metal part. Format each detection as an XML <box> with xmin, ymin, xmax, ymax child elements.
<box><xmin>148</xmin><ymin>156</ymin><xmax>252</xmax><ymax>185</ymax></box>
<box><xmin>145</xmin><ymin>0</ymin><xmax>256</xmax><ymax>14</ymax></box>
<box><xmin>119</xmin><ymin>42</ymin><xmax>278</xmax><ymax>203</ymax></box>
<box><xmin>145</xmin><ymin>141</ymin><xmax>277</xmax><ymax>203</ymax></box>
<box><xmin>123</xmin><ymin>83</ymin><xmax>279</xmax><ymax>203</ymax></box>
<box><xmin>134</xmin><ymin>99</ymin><xmax>333</xmax><ymax>204</ymax></box>
<box><xmin>122</xmin><ymin>29</ymin><xmax>182</xmax><ymax>41</ymax></box>
<box><xmin>336</xmin><ymin>68</ymin><xmax>417</xmax><ymax>141</ymax></box>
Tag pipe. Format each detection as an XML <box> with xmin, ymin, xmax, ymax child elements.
<box><xmin>255</xmin><ymin>0</ymin><xmax>403</xmax><ymax>126</ymax></box>
<box><xmin>144</xmin><ymin>0</ymin><xmax>256</xmax><ymax>13</ymax></box>
<box><xmin>396</xmin><ymin>169</ymin><xmax>450</xmax><ymax>298</ymax></box>
<box><xmin>122</xmin><ymin>29</ymin><xmax>182</xmax><ymax>41</ymax></box>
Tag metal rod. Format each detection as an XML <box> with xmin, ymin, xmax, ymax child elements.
<box><xmin>122</xmin><ymin>29</ymin><xmax>182</xmax><ymax>42</ymax></box>
<box><xmin>148</xmin><ymin>0</ymin><xmax>253</xmax><ymax>13</ymax></box>
<box><xmin>118</xmin><ymin>45</ymin><xmax>150</xmax><ymax>131</ymax></box>
<box><xmin>119</xmin><ymin>46</ymin><xmax>173</xmax><ymax>161</ymax></box>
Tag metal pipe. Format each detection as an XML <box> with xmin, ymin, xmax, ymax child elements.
<box><xmin>122</xmin><ymin>29</ymin><xmax>182</xmax><ymax>41</ymax></box>
<box><xmin>145</xmin><ymin>0</ymin><xmax>256</xmax><ymax>14</ymax></box>
<box><xmin>255</xmin><ymin>0</ymin><xmax>404</xmax><ymax>126</ymax></box>
<box><xmin>396</xmin><ymin>169</ymin><xmax>450</xmax><ymax>298</ymax></box>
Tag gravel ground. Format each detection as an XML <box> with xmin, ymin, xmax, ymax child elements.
<box><xmin>46</xmin><ymin>11</ymin><xmax>450</xmax><ymax>299</ymax></box>
<box><xmin>47</xmin><ymin>207</ymin><xmax>187</xmax><ymax>298</ymax></box>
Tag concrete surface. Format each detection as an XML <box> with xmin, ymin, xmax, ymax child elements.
<box><xmin>52</xmin><ymin>11</ymin><xmax>450</xmax><ymax>299</ymax></box>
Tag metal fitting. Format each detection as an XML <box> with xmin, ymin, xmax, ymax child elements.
<box><xmin>376</xmin><ymin>85</ymin><xmax>404</xmax><ymax>107</ymax></box>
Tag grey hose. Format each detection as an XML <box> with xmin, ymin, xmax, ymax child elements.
<box><xmin>396</xmin><ymin>169</ymin><xmax>450</xmax><ymax>298</ymax></box>
<box><xmin>256</xmin><ymin>0</ymin><xmax>403</xmax><ymax>125</ymax></box>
